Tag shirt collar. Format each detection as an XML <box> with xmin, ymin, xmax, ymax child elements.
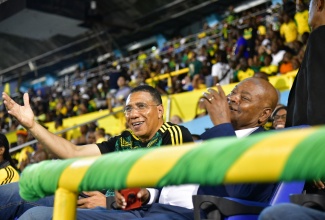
<box><xmin>235</xmin><ymin>127</ymin><xmax>259</xmax><ymax>138</ymax></box>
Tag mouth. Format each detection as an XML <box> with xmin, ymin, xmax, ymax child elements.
<box><xmin>229</xmin><ymin>105</ymin><xmax>238</xmax><ymax>112</ymax></box>
<box><xmin>131</xmin><ymin>121</ymin><xmax>144</xmax><ymax>128</ymax></box>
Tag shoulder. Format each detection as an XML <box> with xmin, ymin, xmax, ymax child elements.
<box><xmin>310</xmin><ymin>25</ymin><xmax>325</xmax><ymax>40</ymax></box>
<box><xmin>160</xmin><ymin>122</ymin><xmax>193</xmax><ymax>144</ymax></box>
<box><xmin>160</xmin><ymin>122</ymin><xmax>189</xmax><ymax>134</ymax></box>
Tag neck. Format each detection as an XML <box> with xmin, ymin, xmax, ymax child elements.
<box><xmin>139</xmin><ymin>120</ymin><xmax>164</xmax><ymax>143</ymax></box>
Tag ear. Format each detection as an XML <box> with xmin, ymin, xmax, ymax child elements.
<box><xmin>258</xmin><ymin>108</ymin><xmax>272</xmax><ymax>125</ymax></box>
<box><xmin>318</xmin><ymin>0</ymin><xmax>325</xmax><ymax>11</ymax></box>
<box><xmin>157</xmin><ymin>105</ymin><xmax>164</xmax><ymax>119</ymax></box>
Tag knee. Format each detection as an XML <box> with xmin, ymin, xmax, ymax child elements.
<box><xmin>259</xmin><ymin>204</ymin><xmax>296</xmax><ymax>220</ymax></box>
<box><xmin>19</xmin><ymin>206</ymin><xmax>52</xmax><ymax>220</ymax></box>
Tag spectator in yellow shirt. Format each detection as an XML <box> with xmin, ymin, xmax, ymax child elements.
<box><xmin>260</xmin><ymin>54</ymin><xmax>278</xmax><ymax>76</ymax></box>
<box><xmin>0</xmin><ymin>133</ymin><xmax>19</xmax><ymax>185</ymax></box>
<box><xmin>295</xmin><ymin>0</ymin><xmax>310</xmax><ymax>37</ymax></box>
<box><xmin>234</xmin><ymin>58</ymin><xmax>255</xmax><ymax>82</ymax></box>
<box><xmin>280</xmin><ymin>13</ymin><xmax>298</xmax><ymax>45</ymax></box>
<box><xmin>12</xmin><ymin>127</ymin><xmax>34</xmax><ymax>170</ymax></box>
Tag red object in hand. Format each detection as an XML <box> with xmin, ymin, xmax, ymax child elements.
<box><xmin>120</xmin><ymin>188</ymin><xmax>142</xmax><ymax>210</ymax></box>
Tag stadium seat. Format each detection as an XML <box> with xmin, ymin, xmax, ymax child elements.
<box><xmin>290</xmin><ymin>193</ymin><xmax>325</xmax><ymax>211</ymax></box>
<box><xmin>192</xmin><ymin>181</ymin><xmax>305</xmax><ymax>220</ymax></box>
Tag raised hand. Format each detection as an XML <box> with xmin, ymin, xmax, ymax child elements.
<box><xmin>2</xmin><ymin>92</ymin><xmax>35</xmax><ymax>129</ymax></box>
<box><xmin>201</xmin><ymin>84</ymin><xmax>231</xmax><ymax>126</ymax></box>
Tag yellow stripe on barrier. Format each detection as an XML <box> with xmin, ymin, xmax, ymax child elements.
<box><xmin>54</xmin><ymin>156</ymin><xmax>99</xmax><ymax>220</ymax></box>
<box><xmin>126</xmin><ymin>143</ymin><xmax>197</xmax><ymax>187</ymax></box>
<box><xmin>224</xmin><ymin>128</ymin><xmax>316</xmax><ymax>183</ymax></box>
<box><xmin>58</xmin><ymin>157</ymin><xmax>99</xmax><ymax>191</ymax></box>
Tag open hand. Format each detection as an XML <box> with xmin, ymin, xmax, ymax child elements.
<box><xmin>2</xmin><ymin>92</ymin><xmax>35</xmax><ymax>129</ymax></box>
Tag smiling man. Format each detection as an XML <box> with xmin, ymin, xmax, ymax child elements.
<box><xmin>197</xmin><ymin>77</ymin><xmax>278</xmax><ymax>212</ymax></box>
<box><xmin>0</xmin><ymin>85</ymin><xmax>193</xmax><ymax>220</ymax></box>
<box><xmin>201</xmin><ymin>77</ymin><xmax>278</xmax><ymax>139</ymax></box>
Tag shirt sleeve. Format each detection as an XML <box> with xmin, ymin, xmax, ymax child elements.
<box><xmin>162</xmin><ymin>124</ymin><xmax>193</xmax><ymax>146</ymax></box>
<box><xmin>96</xmin><ymin>137</ymin><xmax>117</xmax><ymax>154</ymax></box>
<box><xmin>306</xmin><ymin>27</ymin><xmax>325</xmax><ymax>125</ymax></box>
<box><xmin>200</xmin><ymin>123</ymin><xmax>236</xmax><ymax>140</ymax></box>
<box><xmin>146</xmin><ymin>188</ymin><xmax>159</xmax><ymax>204</ymax></box>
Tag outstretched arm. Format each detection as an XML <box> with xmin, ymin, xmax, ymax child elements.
<box><xmin>2</xmin><ymin>92</ymin><xmax>101</xmax><ymax>158</ymax></box>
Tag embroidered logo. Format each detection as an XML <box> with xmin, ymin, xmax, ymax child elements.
<box><xmin>120</xmin><ymin>138</ymin><xmax>131</xmax><ymax>147</ymax></box>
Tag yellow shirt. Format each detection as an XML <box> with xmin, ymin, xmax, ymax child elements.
<box><xmin>237</xmin><ymin>68</ymin><xmax>255</xmax><ymax>82</ymax></box>
<box><xmin>13</xmin><ymin>146</ymin><xmax>34</xmax><ymax>169</ymax></box>
<box><xmin>260</xmin><ymin>65</ymin><xmax>278</xmax><ymax>75</ymax></box>
<box><xmin>0</xmin><ymin>164</ymin><xmax>19</xmax><ymax>185</ymax></box>
<box><xmin>295</xmin><ymin>10</ymin><xmax>310</xmax><ymax>35</ymax></box>
<box><xmin>280</xmin><ymin>21</ymin><xmax>298</xmax><ymax>43</ymax></box>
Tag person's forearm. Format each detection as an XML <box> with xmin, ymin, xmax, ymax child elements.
<box><xmin>29</xmin><ymin>122</ymin><xmax>98</xmax><ymax>158</ymax></box>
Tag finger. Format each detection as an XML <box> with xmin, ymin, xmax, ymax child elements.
<box><xmin>83</xmin><ymin>191</ymin><xmax>98</xmax><ymax>196</ymax></box>
<box><xmin>199</xmin><ymin>97</ymin><xmax>210</xmax><ymax>108</ymax></box>
<box><xmin>23</xmin><ymin>93</ymin><xmax>30</xmax><ymax>107</ymax></box>
<box><xmin>137</xmin><ymin>191</ymin><xmax>142</xmax><ymax>198</ymax></box>
<box><xmin>2</xmin><ymin>93</ymin><xmax>11</xmax><ymax>106</ymax></box>
<box><xmin>137</xmin><ymin>188</ymin><xmax>146</xmax><ymax>199</ymax></box>
<box><xmin>202</xmin><ymin>92</ymin><xmax>214</xmax><ymax>103</ymax></box>
<box><xmin>313</xmin><ymin>180</ymin><xmax>324</xmax><ymax>189</ymax></box>
<box><xmin>215</xmin><ymin>84</ymin><xmax>226</xmax><ymax>98</ymax></box>
<box><xmin>115</xmin><ymin>193</ymin><xmax>126</xmax><ymax>208</ymax></box>
<box><xmin>206</xmin><ymin>88</ymin><xmax>218</xmax><ymax>97</ymax></box>
<box><xmin>117</xmin><ymin>198</ymin><xmax>126</xmax><ymax>209</ymax></box>
<box><xmin>77</xmin><ymin>204</ymin><xmax>87</xmax><ymax>209</ymax></box>
<box><xmin>77</xmin><ymin>198</ymin><xmax>86</xmax><ymax>205</ymax></box>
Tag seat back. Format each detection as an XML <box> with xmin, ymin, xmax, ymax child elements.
<box><xmin>269</xmin><ymin>181</ymin><xmax>305</xmax><ymax>206</ymax></box>
<box><xmin>193</xmin><ymin>181</ymin><xmax>305</xmax><ymax>220</ymax></box>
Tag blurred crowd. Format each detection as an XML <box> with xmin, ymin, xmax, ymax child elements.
<box><xmin>0</xmin><ymin>0</ymin><xmax>309</xmax><ymax>172</ymax></box>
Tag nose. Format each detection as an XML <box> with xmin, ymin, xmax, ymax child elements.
<box><xmin>126</xmin><ymin>108</ymin><xmax>140</xmax><ymax>118</ymax></box>
<box><xmin>277</xmin><ymin>118</ymin><xmax>284</xmax><ymax>122</ymax></box>
<box><xmin>227</xmin><ymin>93</ymin><xmax>239</xmax><ymax>104</ymax></box>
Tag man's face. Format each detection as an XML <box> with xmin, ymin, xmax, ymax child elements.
<box><xmin>227</xmin><ymin>80</ymin><xmax>267</xmax><ymax>129</ymax></box>
<box><xmin>125</xmin><ymin>91</ymin><xmax>163</xmax><ymax>142</ymax></box>
<box><xmin>86</xmin><ymin>132</ymin><xmax>96</xmax><ymax>144</ymax></box>
<box><xmin>117</xmin><ymin>76</ymin><xmax>126</xmax><ymax>88</ymax></box>
<box><xmin>273</xmin><ymin>109</ymin><xmax>287</xmax><ymax>129</ymax></box>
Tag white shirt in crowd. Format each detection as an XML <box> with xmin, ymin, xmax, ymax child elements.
<box><xmin>211</xmin><ymin>62</ymin><xmax>233</xmax><ymax>85</ymax></box>
<box><xmin>271</xmin><ymin>50</ymin><xmax>286</xmax><ymax>66</ymax></box>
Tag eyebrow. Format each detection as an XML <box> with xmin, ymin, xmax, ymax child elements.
<box><xmin>241</xmin><ymin>91</ymin><xmax>252</xmax><ymax>96</ymax></box>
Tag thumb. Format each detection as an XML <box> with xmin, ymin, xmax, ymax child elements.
<box><xmin>137</xmin><ymin>190</ymin><xmax>142</xmax><ymax>198</ymax></box>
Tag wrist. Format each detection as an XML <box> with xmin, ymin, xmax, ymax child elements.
<box><xmin>142</xmin><ymin>190</ymin><xmax>150</xmax><ymax>205</ymax></box>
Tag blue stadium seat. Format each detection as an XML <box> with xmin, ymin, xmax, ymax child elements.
<box><xmin>193</xmin><ymin>181</ymin><xmax>305</xmax><ymax>220</ymax></box>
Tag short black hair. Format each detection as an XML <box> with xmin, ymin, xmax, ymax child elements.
<box><xmin>0</xmin><ymin>133</ymin><xmax>18</xmax><ymax>171</ymax></box>
<box><xmin>271</xmin><ymin>106</ymin><xmax>287</xmax><ymax>119</ymax></box>
<box><xmin>130</xmin><ymin>85</ymin><xmax>162</xmax><ymax>104</ymax></box>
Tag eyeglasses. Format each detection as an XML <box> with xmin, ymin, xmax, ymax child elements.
<box><xmin>273</xmin><ymin>114</ymin><xmax>287</xmax><ymax>121</ymax></box>
<box><xmin>124</xmin><ymin>103</ymin><xmax>160</xmax><ymax>115</ymax></box>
